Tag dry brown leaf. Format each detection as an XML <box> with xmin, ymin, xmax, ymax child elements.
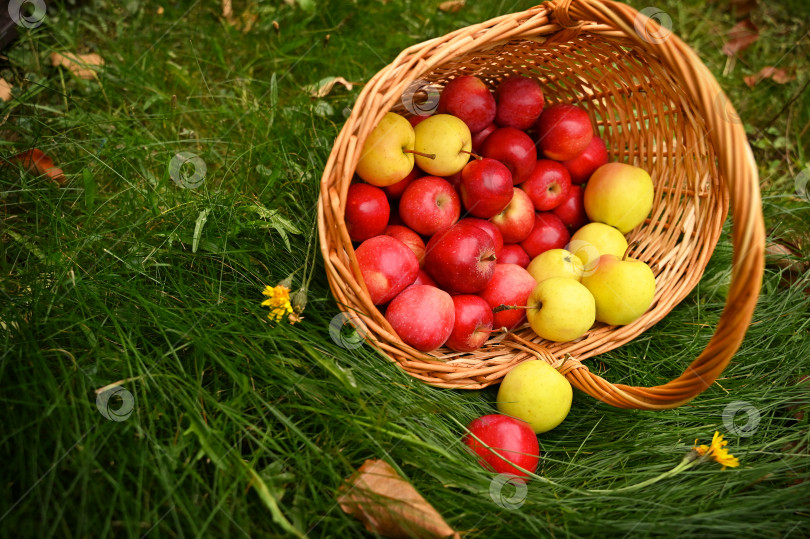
<box><xmin>338</xmin><ymin>459</ymin><xmax>460</xmax><ymax>539</ymax></box>
<box><xmin>307</xmin><ymin>76</ymin><xmax>355</xmax><ymax>98</ymax></box>
<box><xmin>51</xmin><ymin>52</ymin><xmax>105</xmax><ymax>80</ymax></box>
<box><xmin>722</xmin><ymin>19</ymin><xmax>759</xmax><ymax>55</ymax></box>
<box><xmin>438</xmin><ymin>0</ymin><xmax>465</xmax><ymax>12</ymax></box>
<box><xmin>0</xmin><ymin>79</ymin><xmax>12</xmax><ymax>102</ymax></box>
<box><xmin>744</xmin><ymin>66</ymin><xmax>795</xmax><ymax>87</ymax></box>
<box><xmin>10</xmin><ymin>149</ymin><xmax>66</xmax><ymax>185</ymax></box>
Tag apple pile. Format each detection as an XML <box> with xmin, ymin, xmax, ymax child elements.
<box><xmin>347</xmin><ymin>74</ymin><xmax>657</xmax><ymax>353</ymax></box>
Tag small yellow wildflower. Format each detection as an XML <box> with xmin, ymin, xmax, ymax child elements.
<box><xmin>693</xmin><ymin>431</ymin><xmax>740</xmax><ymax>470</ymax></box>
<box><xmin>261</xmin><ymin>284</ymin><xmax>293</xmax><ymax>322</ymax></box>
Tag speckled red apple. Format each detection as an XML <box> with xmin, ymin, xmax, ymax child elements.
<box><xmin>355</xmin><ymin>235</ymin><xmax>419</xmax><ymax>305</ymax></box>
<box><xmin>535</xmin><ymin>104</ymin><xmax>593</xmax><ymax>161</ymax></box>
<box><xmin>386</xmin><ymin>285</ymin><xmax>455</xmax><ymax>351</ymax></box>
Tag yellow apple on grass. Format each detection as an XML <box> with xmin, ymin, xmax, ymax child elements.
<box><xmin>584</xmin><ymin>162</ymin><xmax>654</xmax><ymax>233</ymax></box>
<box><xmin>526</xmin><ymin>248</ymin><xmax>584</xmax><ymax>284</ymax></box>
<box><xmin>568</xmin><ymin>222</ymin><xmax>628</xmax><ymax>273</ymax></box>
<box><xmin>497</xmin><ymin>360</ymin><xmax>573</xmax><ymax>434</ymax></box>
<box><xmin>355</xmin><ymin>112</ymin><xmax>416</xmax><ymax>187</ymax></box>
<box><xmin>526</xmin><ymin>277</ymin><xmax>595</xmax><ymax>342</ymax></box>
<box><xmin>413</xmin><ymin>114</ymin><xmax>472</xmax><ymax>176</ymax></box>
<box><xmin>581</xmin><ymin>254</ymin><xmax>656</xmax><ymax>325</ymax></box>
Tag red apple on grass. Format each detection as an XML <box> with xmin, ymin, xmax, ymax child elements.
<box><xmin>521</xmin><ymin>159</ymin><xmax>572</xmax><ymax>211</ymax></box>
<box><xmin>386</xmin><ymin>285</ymin><xmax>454</xmax><ymax>351</ymax></box>
<box><xmin>480</xmin><ymin>127</ymin><xmax>537</xmax><ymax>185</ymax></box>
<box><xmin>459</xmin><ymin>218</ymin><xmax>504</xmax><ymax>256</ymax></box>
<box><xmin>436</xmin><ymin>76</ymin><xmax>497</xmax><ymax>134</ymax></box>
<box><xmin>498</xmin><ymin>244</ymin><xmax>530</xmax><ymax>268</ymax></box>
<box><xmin>561</xmin><ymin>135</ymin><xmax>608</xmax><ymax>184</ymax></box>
<box><xmin>490</xmin><ymin>187</ymin><xmax>535</xmax><ymax>244</ymax></box>
<box><xmin>552</xmin><ymin>184</ymin><xmax>588</xmax><ymax>232</ymax></box>
<box><xmin>399</xmin><ymin>176</ymin><xmax>460</xmax><ymax>236</ymax></box>
<box><xmin>479</xmin><ymin>263</ymin><xmax>537</xmax><ymax>330</ymax></box>
<box><xmin>495</xmin><ymin>76</ymin><xmax>545</xmax><ymax>130</ymax></box>
<box><xmin>460</xmin><ymin>157</ymin><xmax>514</xmax><ymax>218</ymax></box>
<box><xmin>471</xmin><ymin>122</ymin><xmax>497</xmax><ymax>153</ymax></box>
<box><xmin>521</xmin><ymin>212</ymin><xmax>571</xmax><ymax>259</ymax></box>
<box><xmin>384</xmin><ymin>225</ymin><xmax>425</xmax><ymax>267</ymax></box>
<box><xmin>446</xmin><ymin>295</ymin><xmax>494</xmax><ymax>352</ymax></box>
<box><xmin>355</xmin><ymin>235</ymin><xmax>419</xmax><ymax>305</ymax></box>
<box><xmin>535</xmin><ymin>103</ymin><xmax>593</xmax><ymax>161</ymax></box>
<box><xmin>346</xmin><ymin>184</ymin><xmax>390</xmax><ymax>242</ymax></box>
<box><xmin>384</xmin><ymin>166</ymin><xmax>422</xmax><ymax>199</ymax></box>
<box><xmin>425</xmin><ymin>223</ymin><xmax>498</xmax><ymax>293</ymax></box>
<box><xmin>464</xmin><ymin>414</ymin><xmax>540</xmax><ymax>480</ymax></box>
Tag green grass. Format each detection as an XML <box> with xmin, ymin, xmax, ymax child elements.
<box><xmin>1</xmin><ymin>0</ymin><xmax>809</xmax><ymax>537</ymax></box>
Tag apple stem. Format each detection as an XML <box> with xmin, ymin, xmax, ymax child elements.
<box><xmin>492</xmin><ymin>304</ymin><xmax>534</xmax><ymax>313</ymax></box>
<box><xmin>623</xmin><ymin>240</ymin><xmax>640</xmax><ymax>261</ymax></box>
<box><xmin>403</xmin><ymin>149</ymin><xmax>436</xmax><ymax>160</ymax></box>
<box><xmin>461</xmin><ymin>150</ymin><xmax>482</xmax><ymax>160</ymax></box>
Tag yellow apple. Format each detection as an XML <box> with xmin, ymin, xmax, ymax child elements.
<box><xmin>496</xmin><ymin>360</ymin><xmax>573</xmax><ymax>434</ymax></box>
<box><xmin>584</xmin><ymin>162</ymin><xmax>654</xmax><ymax>233</ymax></box>
<box><xmin>526</xmin><ymin>248</ymin><xmax>584</xmax><ymax>284</ymax></box>
<box><xmin>581</xmin><ymin>254</ymin><xmax>656</xmax><ymax>325</ymax></box>
<box><xmin>355</xmin><ymin>112</ymin><xmax>415</xmax><ymax>187</ymax></box>
<box><xmin>413</xmin><ymin>114</ymin><xmax>472</xmax><ymax>176</ymax></box>
<box><xmin>568</xmin><ymin>222</ymin><xmax>628</xmax><ymax>273</ymax></box>
<box><xmin>526</xmin><ymin>277</ymin><xmax>595</xmax><ymax>342</ymax></box>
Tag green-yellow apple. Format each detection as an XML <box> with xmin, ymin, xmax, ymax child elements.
<box><xmin>568</xmin><ymin>222</ymin><xmax>628</xmax><ymax>273</ymax></box>
<box><xmin>496</xmin><ymin>360</ymin><xmax>573</xmax><ymax>434</ymax></box>
<box><xmin>584</xmin><ymin>162</ymin><xmax>654</xmax><ymax>233</ymax></box>
<box><xmin>413</xmin><ymin>114</ymin><xmax>472</xmax><ymax>176</ymax></box>
<box><xmin>355</xmin><ymin>112</ymin><xmax>416</xmax><ymax>187</ymax></box>
<box><xmin>526</xmin><ymin>277</ymin><xmax>595</xmax><ymax>342</ymax></box>
<box><xmin>526</xmin><ymin>248</ymin><xmax>583</xmax><ymax>284</ymax></box>
<box><xmin>581</xmin><ymin>254</ymin><xmax>656</xmax><ymax>325</ymax></box>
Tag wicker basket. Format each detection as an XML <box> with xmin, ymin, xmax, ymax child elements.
<box><xmin>318</xmin><ymin>0</ymin><xmax>764</xmax><ymax>409</ymax></box>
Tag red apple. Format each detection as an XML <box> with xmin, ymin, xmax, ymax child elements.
<box><xmin>495</xmin><ymin>76</ymin><xmax>545</xmax><ymax>130</ymax></box>
<box><xmin>386</xmin><ymin>285</ymin><xmax>454</xmax><ymax>351</ymax></box>
<box><xmin>490</xmin><ymin>188</ymin><xmax>535</xmax><ymax>244</ymax></box>
<box><xmin>446</xmin><ymin>295</ymin><xmax>494</xmax><ymax>352</ymax></box>
<box><xmin>552</xmin><ymin>184</ymin><xmax>588</xmax><ymax>232</ymax></box>
<box><xmin>384</xmin><ymin>166</ymin><xmax>422</xmax><ymax>199</ymax></box>
<box><xmin>535</xmin><ymin>103</ymin><xmax>593</xmax><ymax>161</ymax></box>
<box><xmin>408</xmin><ymin>115</ymin><xmax>430</xmax><ymax>127</ymax></box>
<box><xmin>464</xmin><ymin>414</ymin><xmax>540</xmax><ymax>479</ymax></box>
<box><xmin>399</xmin><ymin>176</ymin><xmax>460</xmax><ymax>236</ymax></box>
<box><xmin>385</xmin><ymin>225</ymin><xmax>426</xmax><ymax>267</ymax></box>
<box><xmin>460</xmin><ymin>158</ymin><xmax>514</xmax><ymax>218</ymax></box>
<box><xmin>561</xmin><ymin>135</ymin><xmax>608</xmax><ymax>184</ymax></box>
<box><xmin>520</xmin><ymin>212</ymin><xmax>571</xmax><ymax>259</ymax></box>
<box><xmin>411</xmin><ymin>269</ymin><xmax>437</xmax><ymax>288</ymax></box>
<box><xmin>425</xmin><ymin>223</ymin><xmax>497</xmax><ymax>293</ymax></box>
<box><xmin>436</xmin><ymin>76</ymin><xmax>496</xmax><ymax>134</ymax></box>
<box><xmin>459</xmin><ymin>218</ymin><xmax>504</xmax><ymax>256</ymax></box>
<box><xmin>479</xmin><ymin>263</ymin><xmax>537</xmax><ymax>330</ymax></box>
<box><xmin>480</xmin><ymin>127</ymin><xmax>537</xmax><ymax>185</ymax></box>
<box><xmin>355</xmin><ymin>235</ymin><xmax>419</xmax><ymax>305</ymax></box>
<box><xmin>445</xmin><ymin>169</ymin><xmax>463</xmax><ymax>191</ymax></box>
<box><xmin>387</xmin><ymin>204</ymin><xmax>404</xmax><ymax>227</ymax></box>
<box><xmin>346</xmin><ymin>183</ymin><xmax>390</xmax><ymax>242</ymax></box>
<box><xmin>471</xmin><ymin>122</ymin><xmax>497</xmax><ymax>153</ymax></box>
<box><xmin>498</xmin><ymin>244</ymin><xmax>530</xmax><ymax>268</ymax></box>
<box><xmin>521</xmin><ymin>159</ymin><xmax>572</xmax><ymax>211</ymax></box>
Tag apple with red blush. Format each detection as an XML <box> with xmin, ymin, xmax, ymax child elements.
<box><xmin>425</xmin><ymin>223</ymin><xmax>497</xmax><ymax>294</ymax></box>
<box><xmin>446</xmin><ymin>295</ymin><xmax>494</xmax><ymax>352</ymax></box>
<box><xmin>494</xmin><ymin>76</ymin><xmax>545</xmax><ymax>130</ymax></box>
<box><xmin>399</xmin><ymin>176</ymin><xmax>460</xmax><ymax>236</ymax></box>
<box><xmin>459</xmin><ymin>158</ymin><xmax>514</xmax><ymax>218</ymax></box>
<box><xmin>561</xmin><ymin>135</ymin><xmax>608</xmax><ymax>184</ymax></box>
<box><xmin>384</xmin><ymin>225</ymin><xmax>425</xmax><ymax>267</ymax></box>
<box><xmin>464</xmin><ymin>414</ymin><xmax>540</xmax><ymax>479</ymax></box>
<box><xmin>384</xmin><ymin>166</ymin><xmax>422</xmax><ymax>199</ymax></box>
<box><xmin>459</xmin><ymin>218</ymin><xmax>503</xmax><ymax>256</ymax></box>
<box><xmin>552</xmin><ymin>184</ymin><xmax>589</xmax><ymax>232</ymax></box>
<box><xmin>386</xmin><ymin>285</ymin><xmax>454</xmax><ymax>351</ymax></box>
<box><xmin>436</xmin><ymin>76</ymin><xmax>496</xmax><ymax>134</ymax></box>
<box><xmin>471</xmin><ymin>122</ymin><xmax>497</xmax><ymax>154</ymax></box>
<box><xmin>521</xmin><ymin>159</ymin><xmax>572</xmax><ymax>212</ymax></box>
<box><xmin>411</xmin><ymin>269</ymin><xmax>437</xmax><ymax>288</ymax></box>
<box><xmin>355</xmin><ymin>235</ymin><xmax>419</xmax><ymax>305</ymax></box>
<box><xmin>480</xmin><ymin>127</ymin><xmax>537</xmax><ymax>185</ymax></box>
<box><xmin>408</xmin><ymin>115</ymin><xmax>430</xmax><ymax>127</ymax></box>
<box><xmin>345</xmin><ymin>183</ymin><xmax>390</xmax><ymax>242</ymax></box>
<box><xmin>498</xmin><ymin>244</ymin><xmax>530</xmax><ymax>268</ymax></box>
<box><xmin>535</xmin><ymin>103</ymin><xmax>593</xmax><ymax>161</ymax></box>
<box><xmin>479</xmin><ymin>263</ymin><xmax>537</xmax><ymax>330</ymax></box>
<box><xmin>490</xmin><ymin>187</ymin><xmax>535</xmax><ymax>244</ymax></box>
<box><xmin>520</xmin><ymin>212</ymin><xmax>571</xmax><ymax>259</ymax></box>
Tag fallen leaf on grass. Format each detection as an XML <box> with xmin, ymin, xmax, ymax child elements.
<box><xmin>10</xmin><ymin>149</ymin><xmax>66</xmax><ymax>185</ymax></box>
<box><xmin>305</xmin><ymin>76</ymin><xmax>355</xmax><ymax>98</ymax></box>
<box><xmin>338</xmin><ymin>459</ymin><xmax>460</xmax><ymax>539</ymax></box>
<box><xmin>0</xmin><ymin>79</ymin><xmax>12</xmax><ymax>102</ymax></box>
<box><xmin>722</xmin><ymin>19</ymin><xmax>759</xmax><ymax>55</ymax></box>
<box><xmin>438</xmin><ymin>0</ymin><xmax>465</xmax><ymax>12</ymax></box>
<box><xmin>744</xmin><ymin>66</ymin><xmax>795</xmax><ymax>87</ymax></box>
<box><xmin>51</xmin><ymin>52</ymin><xmax>105</xmax><ymax>80</ymax></box>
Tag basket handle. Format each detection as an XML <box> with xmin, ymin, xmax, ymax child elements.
<box><xmin>538</xmin><ymin>0</ymin><xmax>766</xmax><ymax>409</ymax></box>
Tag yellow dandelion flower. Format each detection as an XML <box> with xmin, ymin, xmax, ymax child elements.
<box><xmin>261</xmin><ymin>284</ymin><xmax>293</xmax><ymax>322</ymax></box>
<box><xmin>693</xmin><ymin>431</ymin><xmax>740</xmax><ymax>470</ymax></box>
